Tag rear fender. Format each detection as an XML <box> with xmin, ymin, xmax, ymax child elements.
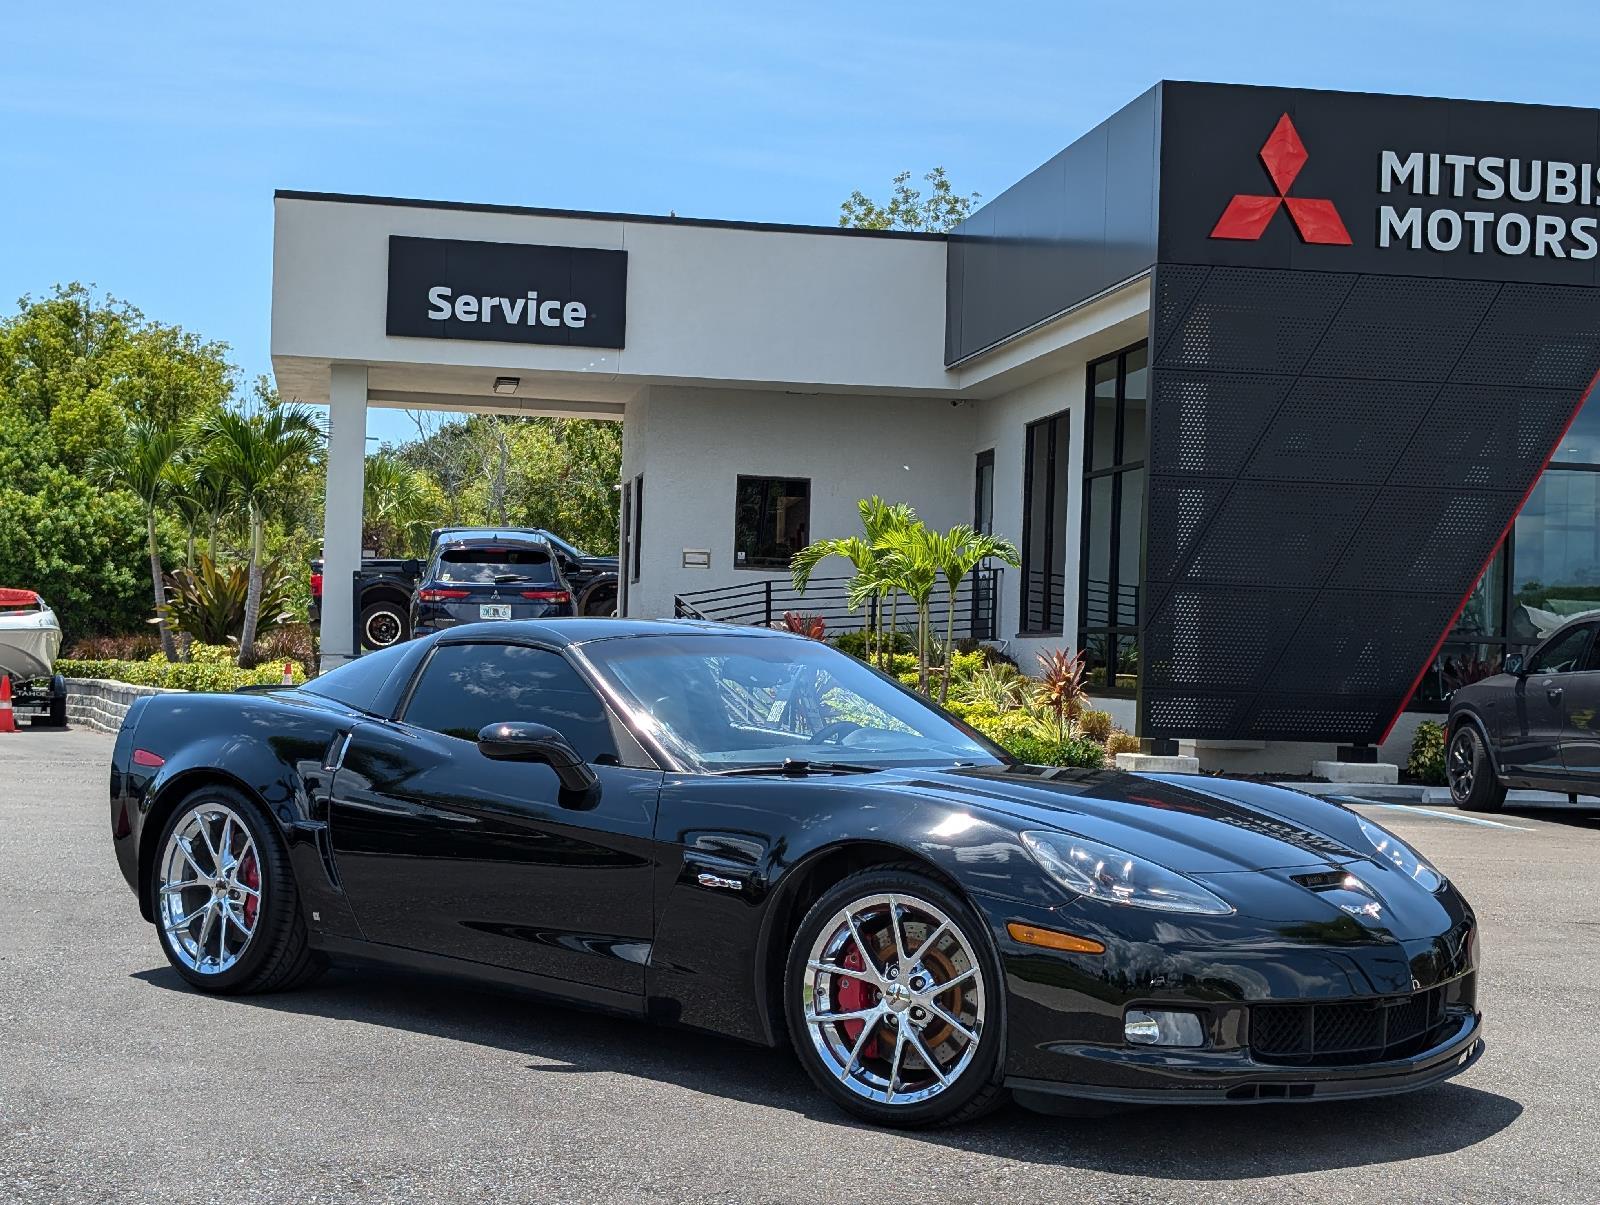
<box><xmin>132</xmin><ymin>726</ymin><xmax>361</xmax><ymax>939</ymax></box>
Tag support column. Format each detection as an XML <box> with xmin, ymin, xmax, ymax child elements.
<box><xmin>320</xmin><ymin>364</ymin><xmax>368</xmax><ymax>671</ymax></box>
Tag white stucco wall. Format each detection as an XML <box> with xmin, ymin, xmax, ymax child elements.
<box><xmin>622</xmin><ymin>386</ymin><xmax>976</xmax><ymax>620</ymax></box>
<box><xmin>272</xmin><ymin>195</ymin><xmax>954</xmax><ymax>400</ymax></box>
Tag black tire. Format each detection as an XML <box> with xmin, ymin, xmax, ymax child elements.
<box><xmin>784</xmin><ymin>865</ymin><xmax>1007</xmax><ymax>1128</ymax></box>
<box><xmin>149</xmin><ymin>784</ymin><xmax>325</xmax><ymax>994</ymax></box>
<box><xmin>1447</xmin><ymin>723</ymin><xmax>1507</xmax><ymax>813</ymax></box>
<box><xmin>581</xmin><ymin>583</ymin><xmax>618</xmax><ymax>618</ymax></box>
<box><xmin>48</xmin><ymin>694</ymin><xmax>67</xmax><ymax>727</ymax></box>
<box><xmin>359</xmin><ymin>599</ymin><xmax>408</xmax><ymax>651</ymax></box>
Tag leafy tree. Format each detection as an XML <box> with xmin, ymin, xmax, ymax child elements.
<box><xmin>838</xmin><ymin>167</ymin><xmax>980</xmax><ymax>233</ymax></box>
<box><xmin>92</xmin><ymin>419</ymin><xmax>186</xmax><ymax>661</ymax></box>
<box><xmin>200</xmin><ymin>406</ymin><xmax>324</xmax><ymax>665</ymax></box>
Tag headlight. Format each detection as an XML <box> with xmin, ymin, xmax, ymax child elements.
<box><xmin>1357</xmin><ymin>818</ymin><xmax>1444</xmax><ymax>892</ymax></box>
<box><xmin>1020</xmin><ymin>830</ymin><xmax>1233</xmax><ymax>915</ymax></box>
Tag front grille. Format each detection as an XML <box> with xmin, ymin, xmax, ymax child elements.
<box><xmin>1250</xmin><ymin>987</ymin><xmax>1449</xmax><ymax>1066</ymax></box>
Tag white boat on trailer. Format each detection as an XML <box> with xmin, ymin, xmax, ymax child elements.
<box><xmin>0</xmin><ymin>589</ymin><xmax>68</xmax><ymax>726</ymax></box>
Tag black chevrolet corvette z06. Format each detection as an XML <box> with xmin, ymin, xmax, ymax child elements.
<box><xmin>109</xmin><ymin>620</ymin><xmax>1483</xmax><ymax>1128</ymax></box>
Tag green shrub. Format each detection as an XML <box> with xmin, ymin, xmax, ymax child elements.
<box><xmin>967</xmin><ymin>710</ymin><xmax>1105</xmax><ymax>769</ymax></box>
<box><xmin>57</xmin><ymin>655</ymin><xmax>305</xmax><ymax>693</ymax></box>
<box><xmin>1407</xmin><ymin>720</ymin><xmax>1447</xmax><ymax>785</ymax></box>
<box><xmin>160</xmin><ymin>555</ymin><xmax>297</xmax><ymax>645</ymax></box>
<box><xmin>1106</xmin><ymin>730</ymin><xmax>1141</xmax><ymax>757</ymax></box>
<box><xmin>1078</xmin><ymin>709</ymin><xmax>1113</xmax><ymax>743</ymax></box>
<box><xmin>833</xmin><ymin>628</ymin><xmax>915</xmax><ymax>659</ymax></box>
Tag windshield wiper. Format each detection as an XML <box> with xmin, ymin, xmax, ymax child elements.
<box><xmin>493</xmin><ymin>573</ymin><xmax>536</xmax><ymax>584</ymax></box>
<box><xmin>714</xmin><ymin>759</ymin><xmax>879</xmax><ymax>777</ymax></box>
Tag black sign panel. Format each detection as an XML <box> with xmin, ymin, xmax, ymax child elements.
<box><xmin>1141</xmin><ymin>83</ymin><xmax>1600</xmax><ymax>746</ymax></box>
<box><xmin>386</xmin><ymin>236</ymin><xmax>627</xmax><ymax>348</ymax></box>
<box><xmin>1158</xmin><ymin>82</ymin><xmax>1600</xmax><ymax>284</ymax></box>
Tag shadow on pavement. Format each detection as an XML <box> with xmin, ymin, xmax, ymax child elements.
<box><xmin>132</xmin><ymin>962</ymin><xmax>1521</xmax><ymax>1178</ymax></box>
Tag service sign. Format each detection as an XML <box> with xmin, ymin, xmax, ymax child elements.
<box><xmin>1158</xmin><ymin>82</ymin><xmax>1600</xmax><ymax>285</ymax></box>
<box><xmin>386</xmin><ymin>236</ymin><xmax>627</xmax><ymax>348</ymax></box>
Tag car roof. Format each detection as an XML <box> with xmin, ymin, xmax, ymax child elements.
<box><xmin>430</xmin><ymin>617</ymin><xmax>796</xmax><ymax>647</ymax></box>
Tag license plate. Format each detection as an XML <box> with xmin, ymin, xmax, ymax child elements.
<box><xmin>479</xmin><ymin>604</ymin><xmax>512</xmax><ymax>620</ymax></box>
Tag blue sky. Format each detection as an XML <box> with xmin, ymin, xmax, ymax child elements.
<box><xmin>6</xmin><ymin>1</ymin><xmax>1600</xmax><ymax>444</ymax></box>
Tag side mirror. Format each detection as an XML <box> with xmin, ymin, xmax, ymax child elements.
<box><xmin>1503</xmin><ymin>653</ymin><xmax>1525</xmax><ymax>676</ymax></box>
<box><xmin>477</xmin><ymin>721</ymin><xmax>599</xmax><ymax>804</ymax></box>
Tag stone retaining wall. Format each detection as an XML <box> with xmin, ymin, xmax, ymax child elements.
<box><xmin>65</xmin><ymin>678</ymin><xmax>183</xmax><ymax>734</ymax></box>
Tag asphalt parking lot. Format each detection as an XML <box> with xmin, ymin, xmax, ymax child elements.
<box><xmin>3</xmin><ymin>728</ymin><xmax>1599</xmax><ymax>1203</ymax></box>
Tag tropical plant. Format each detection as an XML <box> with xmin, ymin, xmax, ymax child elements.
<box><xmin>1078</xmin><ymin>708</ymin><xmax>1114</xmax><ymax>743</ymax></box>
<box><xmin>200</xmin><ymin>405</ymin><xmax>323</xmax><ymax>665</ymax></box>
<box><xmin>961</xmin><ymin>662</ymin><xmax>1031</xmax><ymax>713</ymax></box>
<box><xmin>931</xmin><ymin>524</ymin><xmax>1020</xmax><ymax>702</ymax></box>
<box><xmin>781</xmin><ymin>611</ymin><xmax>827</xmax><ymax>640</ymax></box>
<box><xmin>1034</xmin><ymin>648</ymin><xmax>1089</xmax><ymax>738</ymax></box>
<box><xmin>91</xmin><ymin>418</ymin><xmax>185</xmax><ymax>661</ymax></box>
<box><xmin>363</xmin><ymin>451</ymin><xmax>444</xmax><ymax>556</ymax></box>
<box><xmin>1106</xmin><ymin>730</ymin><xmax>1142</xmax><ymax>757</ymax></box>
<box><xmin>1407</xmin><ymin>721</ymin><xmax>1447</xmax><ymax>785</ymax></box>
<box><xmin>867</xmin><ymin>521</ymin><xmax>942</xmax><ymax>692</ymax></box>
<box><xmin>159</xmin><ymin>555</ymin><xmax>297</xmax><ymax>647</ymax></box>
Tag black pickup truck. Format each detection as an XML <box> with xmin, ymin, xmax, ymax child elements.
<box><xmin>311</xmin><ymin>527</ymin><xmax>619</xmax><ymax>651</ymax></box>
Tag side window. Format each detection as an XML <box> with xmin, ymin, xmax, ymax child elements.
<box><xmin>402</xmin><ymin>643</ymin><xmax>618</xmax><ymax>762</ymax></box>
<box><xmin>1528</xmin><ymin>625</ymin><xmax>1593</xmax><ymax>675</ymax></box>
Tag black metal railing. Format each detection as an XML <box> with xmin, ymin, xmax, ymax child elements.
<box><xmin>676</xmin><ymin>569</ymin><xmax>1001</xmax><ymax>641</ymax></box>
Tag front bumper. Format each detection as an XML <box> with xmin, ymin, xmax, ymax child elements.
<box><xmin>1007</xmin><ymin>1010</ymin><xmax>1483</xmax><ymax>1108</ymax></box>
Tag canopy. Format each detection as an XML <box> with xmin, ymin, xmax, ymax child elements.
<box><xmin>0</xmin><ymin>589</ymin><xmax>42</xmax><ymax>608</ymax></box>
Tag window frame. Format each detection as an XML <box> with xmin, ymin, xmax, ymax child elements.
<box><xmin>395</xmin><ymin>638</ymin><xmax>629</xmax><ymax>763</ymax></box>
<box><xmin>1076</xmin><ymin>341</ymin><xmax>1148</xmax><ymax>697</ymax></box>
<box><xmin>733</xmin><ymin>474</ymin><xmax>812</xmax><ymax>572</ymax></box>
<box><xmin>1019</xmin><ymin>412</ymin><xmax>1070</xmax><ymax>637</ymax></box>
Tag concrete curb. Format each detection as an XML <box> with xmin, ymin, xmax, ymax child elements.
<box><xmin>65</xmin><ymin>678</ymin><xmax>184</xmax><ymax>734</ymax></box>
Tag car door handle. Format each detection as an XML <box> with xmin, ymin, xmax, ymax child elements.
<box><xmin>1547</xmin><ymin>684</ymin><xmax>1564</xmax><ymax>703</ymax></box>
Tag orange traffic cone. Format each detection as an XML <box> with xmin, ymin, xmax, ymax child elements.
<box><xmin>0</xmin><ymin>675</ymin><xmax>17</xmax><ymax>734</ymax></box>
<box><xmin>281</xmin><ymin>662</ymin><xmax>294</xmax><ymax>687</ymax></box>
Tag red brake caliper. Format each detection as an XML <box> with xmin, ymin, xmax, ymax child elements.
<box><xmin>239</xmin><ymin>851</ymin><xmax>260</xmax><ymax>928</ymax></box>
<box><xmin>833</xmin><ymin>945</ymin><xmax>880</xmax><ymax>1057</ymax></box>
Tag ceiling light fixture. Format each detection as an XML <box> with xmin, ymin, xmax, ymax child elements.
<box><xmin>492</xmin><ymin>376</ymin><xmax>520</xmax><ymax>396</ymax></box>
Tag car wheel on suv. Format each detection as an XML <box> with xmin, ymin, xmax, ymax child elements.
<box><xmin>1447</xmin><ymin>723</ymin><xmax>1507</xmax><ymax>812</ymax></box>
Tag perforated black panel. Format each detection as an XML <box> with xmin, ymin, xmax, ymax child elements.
<box><xmin>1141</xmin><ymin>264</ymin><xmax>1600</xmax><ymax>743</ymax></box>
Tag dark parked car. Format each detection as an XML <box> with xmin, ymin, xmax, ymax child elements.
<box><xmin>309</xmin><ymin>557</ymin><xmax>423</xmax><ymax>652</ymax></box>
<box><xmin>109</xmin><ymin>621</ymin><xmax>1481</xmax><ymax>1127</ymax></box>
<box><xmin>429</xmin><ymin>527</ymin><xmax>618</xmax><ymax>617</ymax></box>
<box><xmin>1446</xmin><ymin>613</ymin><xmax>1600</xmax><ymax>810</ymax></box>
<box><xmin>410</xmin><ymin>534</ymin><xmax>576</xmax><ymax>636</ymax></box>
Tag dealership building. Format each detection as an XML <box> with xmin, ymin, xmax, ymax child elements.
<box><xmin>271</xmin><ymin>81</ymin><xmax>1600</xmax><ymax>771</ymax></box>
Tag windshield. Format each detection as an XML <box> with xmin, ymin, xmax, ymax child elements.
<box><xmin>434</xmin><ymin>546</ymin><xmax>556</xmax><ymax>584</ymax></box>
<box><xmin>580</xmin><ymin>634</ymin><xmax>1004</xmax><ymax>772</ymax></box>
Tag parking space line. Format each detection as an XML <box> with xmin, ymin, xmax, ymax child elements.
<box><xmin>1363</xmin><ymin>803</ymin><xmax>1535</xmax><ymax>830</ymax></box>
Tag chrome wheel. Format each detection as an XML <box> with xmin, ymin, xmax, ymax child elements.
<box><xmin>802</xmin><ymin>893</ymin><xmax>985</xmax><ymax>1107</ymax></box>
<box><xmin>157</xmin><ymin>803</ymin><xmax>262</xmax><ymax>974</ymax></box>
<box><xmin>1448</xmin><ymin>730</ymin><xmax>1475</xmax><ymax>801</ymax></box>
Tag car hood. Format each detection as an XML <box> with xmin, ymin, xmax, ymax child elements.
<box><xmin>872</xmin><ymin>764</ymin><xmax>1367</xmax><ymax>875</ymax></box>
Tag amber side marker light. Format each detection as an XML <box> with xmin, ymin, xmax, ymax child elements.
<box><xmin>1007</xmin><ymin>922</ymin><xmax>1105</xmax><ymax>954</ymax></box>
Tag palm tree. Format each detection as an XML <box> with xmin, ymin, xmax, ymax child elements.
<box><xmin>363</xmin><ymin>452</ymin><xmax>438</xmax><ymax>556</ymax></box>
<box><xmin>201</xmin><ymin>405</ymin><xmax>323</xmax><ymax>665</ymax></box>
<box><xmin>873</xmin><ymin>523</ymin><xmax>941</xmax><ymax>692</ymax></box>
<box><xmin>791</xmin><ymin>534</ymin><xmax>878</xmax><ymax>653</ymax></box>
<box><xmin>93</xmin><ymin>419</ymin><xmax>184</xmax><ymax>661</ymax></box>
<box><xmin>933</xmin><ymin>524</ymin><xmax>1020</xmax><ymax>702</ymax></box>
<box><xmin>859</xmin><ymin>497</ymin><xmax>918</xmax><ymax>662</ymax></box>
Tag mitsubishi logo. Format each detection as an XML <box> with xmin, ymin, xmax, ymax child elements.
<box><xmin>1210</xmin><ymin>114</ymin><xmax>1353</xmax><ymax>245</ymax></box>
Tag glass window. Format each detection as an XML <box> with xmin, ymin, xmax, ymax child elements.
<box><xmin>1021</xmin><ymin>413</ymin><xmax>1069</xmax><ymax>633</ymax></box>
<box><xmin>1552</xmin><ymin>395</ymin><xmax>1600</xmax><ymax>465</ymax></box>
<box><xmin>434</xmin><ymin>546</ymin><xmax>555</xmax><ymax>585</ymax></box>
<box><xmin>583</xmin><ymin>634</ymin><xmax>1000</xmax><ymax>772</ymax></box>
<box><xmin>1526</xmin><ymin>624</ymin><xmax>1593</xmax><ymax>675</ymax></box>
<box><xmin>735</xmin><ymin>476</ymin><xmax>810</xmax><ymax>570</ymax></box>
<box><xmin>1078</xmin><ymin>342</ymin><xmax>1148</xmax><ymax>694</ymax></box>
<box><xmin>403</xmin><ymin>642</ymin><xmax>618</xmax><ymax>760</ymax></box>
<box><xmin>631</xmin><ymin>474</ymin><xmax>644</xmax><ymax>583</ymax></box>
<box><xmin>301</xmin><ymin>641</ymin><xmax>413</xmax><ymax>714</ymax></box>
<box><xmin>1512</xmin><ymin>470</ymin><xmax>1600</xmax><ymax>640</ymax></box>
<box><xmin>974</xmin><ymin>450</ymin><xmax>995</xmax><ymax>535</ymax></box>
